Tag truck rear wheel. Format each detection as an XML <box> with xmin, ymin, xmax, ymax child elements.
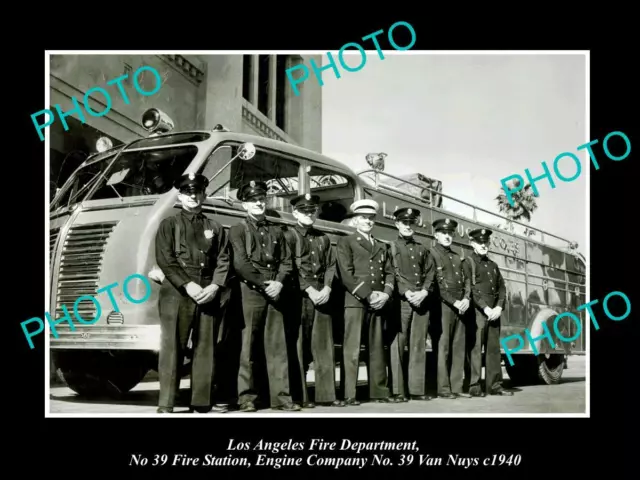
<box><xmin>537</xmin><ymin>354</ymin><xmax>564</xmax><ymax>384</ymax></box>
<box><xmin>504</xmin><ymin>354</ymin><xmax>565</xmax><ymax>385</ymax></box>
<box><xmin>52</xmin><ymin>350</ymin><xmax>153</xmax><ymax>398</ymax></box>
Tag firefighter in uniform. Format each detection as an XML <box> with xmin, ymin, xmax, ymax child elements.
<box><xmin>388</xmin><ymin>207</ymin><xmax>436</xmax><ymax>402</ymax></box>
<box><xmin>463</xmin><ymin>228</ymin><xmax>513</xmax><ymax>396</ymax></box>
<box><xmin>154</xmin><ymin>173</ymin><xmax>231</xmax><ymax>414</ymax></box>
<box><xmin>430</xmin><ymin>217</ymin><xmax>472</xmax><ymax>399</ymax></box>
<box><xmin>336</xmin><ymin>199</ymin><xmax>395</xmax><ymax>405</ymax></box>
<box><xmin>283</xmin><ymin>193</ymin><xmax>345</xmax><ymax>408</ymax></box>
<box><xmin>228</xmin><ymin>180</ymin><xmax>301</xmax><ymax>412</ymax></box>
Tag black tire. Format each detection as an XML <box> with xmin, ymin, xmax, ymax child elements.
<box><xmin>53</xmin><ymin>350</ymin><xmax>152</xmax><ymax>398</ymax></box>
<box><xmin>537</xmin><ymin>354</ymin><xmax>564</xmax><ymax>385</ymax></box>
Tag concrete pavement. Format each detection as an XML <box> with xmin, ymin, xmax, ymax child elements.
<box><xmin>49</xmin><ymin>356</ymin><xmax>586</xmax><ymax>415</ymax></box>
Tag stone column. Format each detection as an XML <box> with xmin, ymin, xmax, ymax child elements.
<box><xmin>250</xmin><ymin>55</ymin><xmax>259</xmax><ymax>105</ymax></box>
<box><xmin>285</xmin><ymin>55</ymin><xmax>304</xmax><ymax>145</ymax></box>
<box><xmin>196</xmin><ymin>55</ymin><xmax>244</xmax><ymax>132</ymax></box>
<box><xmin>268</xmin><ymin>55</ymin><xmax>277</xmax><ymax>121</ymax></box>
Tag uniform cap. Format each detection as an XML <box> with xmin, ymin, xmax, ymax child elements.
<box><xmin>237</xmin><ymin>180</ymin><xmax>268</xmax><ymax>201</ymax></box>
<box><xmin>469</xmin><ymin>228</ymin><xmax>492</xmax><ymax>243</ymax></box>
<box><xmin>349</xmin><ymin>199</ymin><xmax>379</xmax><ymax>216</ymax></box>
<box><xmin>432</xmin><ymin>217</ymin><xmax>458</xmax><ymax>233</ymax></box>
<box><xmin>290</xmin><ymin>193</ymin><xmax>320</xmax><ymax>210</ymax></box>
<box><xmin>393</xmin><ymin>207</ymin><xmax>420</xmax><ymax>222</ymax></box>
<box><xmin>174</xmin><ymin>172</ymin><xmax>209</xmax><ymax>193</ymax></box>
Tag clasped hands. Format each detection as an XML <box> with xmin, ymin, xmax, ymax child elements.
<box><xmin>306</xmin><ymin>286</ymin><xmax>331</xmax><ymax>306</ymax></box>
<box><xmin>185</xmin><ymin>282</ymin><xmax>220</xmax><ymax>304</ymax></box>
<box><xmin>368</xmin><ymin>291</ymin><xmax>390</xmax><ymax>310</ymax></box>
<box><xmin>453</xmin><ymin>298</ymin><xmax>470</xmax><ymax>314</ymax></box>
<box><xmin>405</xmin><ymin>289</ymin><xmax>428</xmax><ymax>307</ymax></box>
<box><xmin>263</xmin><ymin>280</ymin><xmax>284</xmax><ymax>300</ymax></box>
<box><xmin>483</xmin><ymin>306</ymin><xmax>503</xmax><ymax>321</ymax></box>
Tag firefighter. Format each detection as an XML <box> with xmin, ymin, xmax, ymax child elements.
<box><xmin>284</xmin><ymin>193</ymin><xmax>345</xmax><ymax>408</ymax></box>
<box><xmin>154</xmin><ymin>173</ymin><xmax>231</xmax><ymax>414</ymax></box>
<box><xmin>463</xmin><ymin>228</ymin><xmax>514</xmax><ymax>396</ymax></box>
<box><xmin>228</xmin><ymin>180</ymin><xmax>301</xmax><ymax>412</ymax></box>
<box><xmin>388</xmin><ymin>207</ymin><xmax>436</xmax><ymax>402</ymax></box>
<box><xmin>336</xmin><ymin>199</ymin><xmax>395</xmax><ymax>405</ymax></box>
<box><xmin>430</xmin><ymin>217</ymin><xmax>472</xmax><ymax>399</ymax></box>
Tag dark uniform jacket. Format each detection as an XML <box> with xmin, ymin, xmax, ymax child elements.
<box><xmin>283</xmin><ymin>224</ymin><xmax>336</xmax><ymax>292</ymax></box>
<box><xmin>463</xmin><ymin>251</ymin><xmax>507</xmax><ymax>311</ymax></box>
<box><xmin>228</xmin><ymin>216</ymin><xmax>293</xmax><ymax>293</ymax></box>
<box><xmin>431</xmin><ymin>243</ymin><xmax>471</xmax><ymax>308</ymax></box>
<box><xmin>390</xmin><ymin>235</ymin><xmax>436</xmax><ymax>298</ymax></box>
<box><xmin>155</xmin><ymin>209</ymin><xmax>231</xmax><ymax>289</ymax></box>
<box><xmin>336</xmin><ymin>232</ymin><xmax>395</xmax><ymax>308</ymax></box>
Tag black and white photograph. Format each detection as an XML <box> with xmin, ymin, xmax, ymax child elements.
<box><xmin>45</xmin><ymin>50</ymin><xmax>588</xmax><ymax>417</ymax></box>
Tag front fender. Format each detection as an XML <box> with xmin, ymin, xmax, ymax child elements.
<box><xmin>528</xmin><ymin>308</ymin><xmax>572</xmax><ymax>356</ymax></box>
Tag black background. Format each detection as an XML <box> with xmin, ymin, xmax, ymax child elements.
<box><xmin>12</xmin><ymin>10</ymin><xmax>634</xmax><ymax>477</ymax></box>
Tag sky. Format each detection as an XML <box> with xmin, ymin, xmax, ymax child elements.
<box><xmin>320</xmin><ymin>53</ymin><xmax>587</xmax><ymax>254</ymax></box>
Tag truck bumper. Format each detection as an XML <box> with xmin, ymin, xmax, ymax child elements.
<box><xmin>50</xmin><ymin>325</ymin><xmax>161</xmax><ymax>351</ymax></box>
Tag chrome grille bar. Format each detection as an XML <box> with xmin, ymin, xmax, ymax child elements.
<box><xmin>54</xmin><ymin>221</ymin><xmax>118</xmax><ymax>319</ymax></box>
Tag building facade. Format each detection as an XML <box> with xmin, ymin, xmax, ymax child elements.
<box><xmin>48</xmin><ymin>53</ymin><xmax>323</xmax><ymax>192</ymax></box>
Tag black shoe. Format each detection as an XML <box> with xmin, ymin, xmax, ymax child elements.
<box><xmin>301</xmin><ymin>402</ymin><xmax>316</xmax><ymax>409</ymax></box>
<box><xmin>317</xmin><ymin>400</ymin><xmax>346</xmax><ymax>407</ymax></box>
<box><xmin>410</xmin><ymin>394</ymin><xmax>432</xmax><ymax>401</ymax></box>
<box><xmin>372</xmin><ymin>398</ymin><xmax>390</xmax><ymax>403</ymax></box>
<box><xmin>390</xmin><ymin>395</ymin><xmax>405</xmax><ymax>403</ymax></box>
<box><xmin>344</xmin><ymin>397</ymin><xmax>360</xmax><ymax>406</ymax></box>
<box><xmin>273</xmin><ymin>402</ymin><xmax>302</xmax><ymax>411</ymax></box>
<box><xmin>189</xmin><ymin>406</ymin><xmax>211</xmax><ymax>413</ymax></box>
<box><xmin>491</xmin><ymin>389</ymin><xmax>514</xmax><ymax>396</ymax></box>
<box><xmin>438</xmin><ymin>393</ymin><xmax>456</xmax><ymax>399</ymax></box>
<box><xmin>238</xmin><ymin>401</ymin><xmax>257</xmax><ymax>412</ymax></box>
<box><xmin>157</xmin><ymin>407</ymin><xmax>173</xmax><ymax>413</ymax></box>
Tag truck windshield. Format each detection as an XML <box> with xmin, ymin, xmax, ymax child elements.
<box><xmin>50</xmin><ymin>145</ymin><xmax>199</xmax><ymax>211</ymax></box>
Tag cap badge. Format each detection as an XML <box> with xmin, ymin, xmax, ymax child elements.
<box><xmin>250</xmin><ymin>180</ymin><xmax>255</xmax><ymax>187</ymax></box>
<box><xmin>445</xmin><ymin>219</ymin><xmax>450</xmax><ymax>225</ymax></box>
<box><xmin>481</xmin><ymin>229</ymin><xmax>486</xmax><ymax>234</ymax></box>
<box><xmin>305</xmin><ymin>193</ymin><xmax>311</xmax><ymax>200</ymax></box>
<box><xmin>407</xmin><ymin>208</ymin><xmax>412</xmax><ymax>214</ymax></box>
<box><xmin>188</xmin><ymin>173</ymin><xmax>195</xmax><ymax>180</ymax></box>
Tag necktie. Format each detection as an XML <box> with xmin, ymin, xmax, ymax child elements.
<box><xmin>193</xmin><ymin>216</ymin><xmax>209</xmax><ymax>251</ymax></box>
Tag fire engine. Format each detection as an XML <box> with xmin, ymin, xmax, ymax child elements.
<box><xmin>49</xmin><ymin>108</ymin><xmax>586</xmax><ymax>397</ymax></box>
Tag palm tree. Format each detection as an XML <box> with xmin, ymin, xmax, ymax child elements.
<box><xmin>495</xmin><ymin>178</ymin><xmax>538</xmax><ymax>236</ymax></box>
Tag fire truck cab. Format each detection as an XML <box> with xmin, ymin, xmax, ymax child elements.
<box><xmin>49</xmin><ymin>108</ymin><xmax>586</xmax><ymax>398</ymax></box>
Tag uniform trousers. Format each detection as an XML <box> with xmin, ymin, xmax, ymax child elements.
<box><xmin>390</xmin><ymin>298</ymin><xmax>430</xmax><ymax>397</ymax></box>
<box><xmin>467</xmin><ymin>311</ymin><xmax>504</xmax><ymax>393</ymax></box>
<box><xmin>437</xmin><ymin>302</ymin><xmax>466</xmax><ymax>395</ymax></box>
<box><xmin>290</xmin><ymin>295</ymin><xmax>337</xmax><ymax>404</ymax></box>
<box><xmin>342</xmin><ymin>305</ymin><xmax>390</xmax><ymax>400</ymax></box>
<box><xmin>158</xmin><ymin>275</ymin><xmax>222</xmax><ymax>409</ymax></box>
<box><xmin>237</xmin><ymin>282</ymin><xmax>292</xmax><ymax>407</ymax></box>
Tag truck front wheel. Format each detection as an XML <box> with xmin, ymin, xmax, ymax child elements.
<box><xmin>52</xmin><ymin>350</ymin><xmax>153</xmax><ymax>398</ymax></box>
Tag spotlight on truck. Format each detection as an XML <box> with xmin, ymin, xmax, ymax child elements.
<box><xmin>141</xmin><ymin>108</ymin><xmax>175</xmax><ymax>136</ymax></box>
<box><xmin>96</xmin><ymin>136</ymin><xmax>113</xmax><ymax>152</ymax></box>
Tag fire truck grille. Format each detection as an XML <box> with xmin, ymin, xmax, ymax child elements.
<box><xmin>54</xmin><ymin>221</ymin><xmax>119</xmax><ymax>320</ymax></box>
<box><xmin>49</xmin><ymin>227</ymin><xmax>60</xmax><ymax>265</ymax></box>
